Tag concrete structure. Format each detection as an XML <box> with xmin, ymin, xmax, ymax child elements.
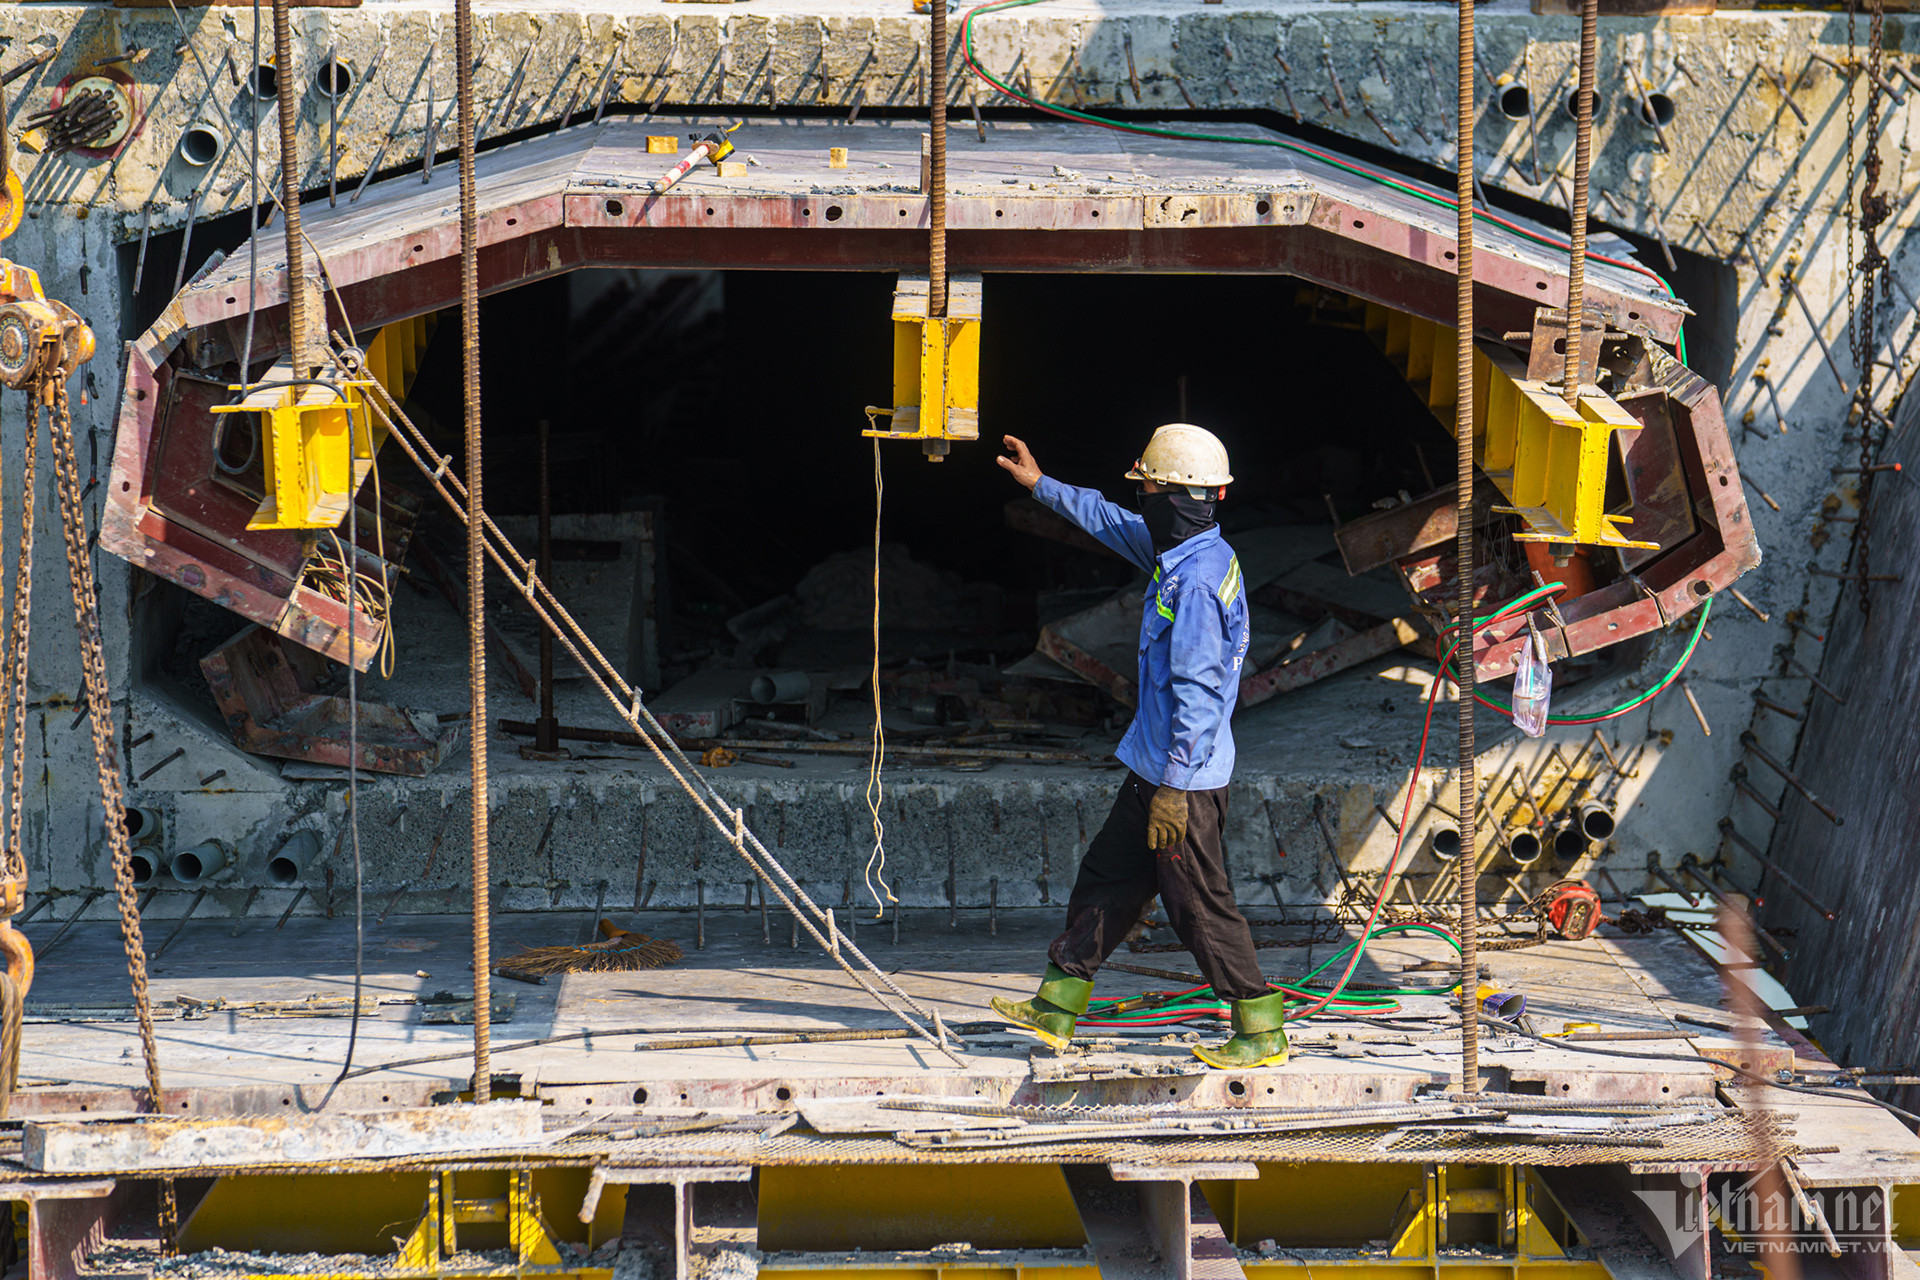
<box><xmin>0</xmin><ymin>0</ymin><xmax>1905</xmax><ymax>1038</ymax></box>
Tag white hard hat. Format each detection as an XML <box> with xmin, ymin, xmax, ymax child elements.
<box><xmin>1125</xmin><ymin>423</ymin><xmax>1233</xmax><ymax>492</ymax></box>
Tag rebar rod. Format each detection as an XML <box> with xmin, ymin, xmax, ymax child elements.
<box><xmin>1454</xmin><ymin>0</ymin><xmax>1480</xmax><ymax>1096</ymax></box>
<box><xmin>1562</xmin><ymin>0</ymin><xmax>1599</xmax><ymax>397</ymax></box>
<box><xmin>453</xmin><ymin>0</ymin><xmax>492</xmax><ymax>1106</ymax></box>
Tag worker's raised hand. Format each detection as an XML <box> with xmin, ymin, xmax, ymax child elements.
<box><xmin>998</xmin><ymin>435</ymin><xmax>1043</xmax><ymax>490</ymax></box>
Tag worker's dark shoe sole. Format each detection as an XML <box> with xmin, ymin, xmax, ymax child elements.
<box><xmin>1192</xmin><ymin>1032</ymin><xmax>1289</xmax><ymax>1069</ymax></box>
<box><xmin>989</xmin><ymin>995</ymin><xmax>1075</xmax><ymax>1052</ymax></box>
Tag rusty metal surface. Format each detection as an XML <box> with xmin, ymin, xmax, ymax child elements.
<box><xmin>103</xmin><ymin>119</ymin><xmax>1687</xmax><ymax>654</ymax></box>
<box><xmin>1238</xmin><ymin>617</ymin><xmax>1424</xmax><ymax>707</ymax></box>
<box><xmin>199</xmin><ymin>626</ymin><xmax>457</xmax><ymax>775</ymax></box>
<box><xmin>1467</xmin><ymin>356</ymin><xmax>1759</xmax><ymax>680</ymax></box>
<box><xmin>1332</xmin><ymin>487</ymin><xmax>1462</xmax><ymax>578</ymax></box>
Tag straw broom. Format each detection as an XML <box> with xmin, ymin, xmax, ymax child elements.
<box><xmin>506</xmin><ymin>919</ymin><xmax>683</xmax><ymax>976</ymax></box>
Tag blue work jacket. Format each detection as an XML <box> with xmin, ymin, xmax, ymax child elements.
<box><xmin>1034</xmin><ymin>477</ymin><xmax>1250</xmax><ymax>790</ymax></box>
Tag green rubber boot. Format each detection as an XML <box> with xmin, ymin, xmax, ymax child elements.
<box><xmin>989</xmin><ymin>963</ymin><xmax>1093</xmax><ymax>1052</ymax></box>
<box><xmin>1193</xmin><ymin>990</ymin><xmax>1291</xmax><ymax>1069</ymax></box>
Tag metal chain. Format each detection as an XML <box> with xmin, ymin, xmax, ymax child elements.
<box><xmin>1854</xmin><ymin>0</ymin><xmax>1889</xmax><ymax>615</ymax></box>
<box><xmin>1</xmin><ymin>387</ymin><xmax>36</xmax><ymax>886</ymax></box>
<box><xmin>44</xmin><ymin>379</ymin><xmax>177</xmax><ymax>1245</ymax></box>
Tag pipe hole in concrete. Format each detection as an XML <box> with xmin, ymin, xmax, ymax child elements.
<box><xmin>174</xmin><ymin>850</ymin><xmax>208</xmax><ymax>881</ymax></box>
<box><xmin>775</xmin><ymin>1086</ymin><xmax>792</xmax><ymax>1102</ymax></box>
<box><xmin>1228</xmin><ymin>1079</ymin><xmax>1247</xmax><ymax>1096</ymax></box>
<box><xmin>1508</xmin><ymin>831</ymin><xmax>1542</xmax><ymax>864</ymax></box>
<box><xmin>1580</xmin><ymin>806</ymin><xmax>1617</xmax><ymax>841</ymax></box>
<box><xmin>824</xmin><ymin>205</ymin><xmax>843</xmax><ymax>221</ymax></box>
<box><xmin>1563</xmin><ymin>90</ymin><xmax>1590</xmax><ymax>120</ymax></box>
<box><xmin>130</xmin><ymin>849</ymin><xmax>159</xmax><ymax>884</ymax></box>
<box><xmin>605</xmin><ymin>198</ymin><xmax>624</xmax><ymax>217</ymax></box>
<box><xmin>1430</xmin><ymin>827</ymin><xmax>1463</xmax><ymax>861</ymax></box>
<box><xmin>180</xmin><ymin>124</ymin><xmax>223</xmax><ymax>167</ymax></box>
<box><xmin>248</xmin><ymin>64</ymin><xmax>279</xmax><ymax>100</ymax></box>
<box><xmin>1256</xmin><ymin>199</ymin><xmax>1271</xmax><ymax>215</ymax></box>
<box><xmin>268</xmin><ymin>853</ymin><xmax>301</xmax><ymax>884</ymax></box>
<box><xmin>1637</xmin><ymin>93</ymin><xmax>1676</xmax><ymax>128</ymax></box>
<box><xmin>1497</xmin><ymin>82</ymin><xmax>1532</xmax><ymax>119</ymax></box>
<box><xmin>123</xmin><ymin>807</ymin><xmax>160</xmax><ymax>840</ymax></box>
<box><xmin>1553</xmin><ymin>825</ymin><xmax>1589</xmax><ymax>860</ymax></box>
<box><xmin>633</xmin><ymin>1087</ymin><xmax>648</xmax><ymax>1104</ymax></box>
<box><xmin>1692</xmin><ymin>579</ymin><xmax>1712</xmax><ymax>597</ymax></box>
<box><xmin>316</xmin><ymin>57</ymin><xmax>353</xmax><ymax>100</ymax></box>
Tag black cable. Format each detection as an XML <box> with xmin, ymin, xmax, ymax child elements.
<box><xmin>334</xmin><ymin>402</ymin><xmax>368</xmax><ymax>1083</ymax></box>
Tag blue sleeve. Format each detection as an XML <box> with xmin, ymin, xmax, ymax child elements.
<box><xmin>1033</xmin><ymin>476</ymin><xmax>1155</xmax><ymax>574</ymax></box>
<box><xmin>1162</xmin><ymin>585</ymin><xmax>1234</xmax><ymax>790</ymax></box>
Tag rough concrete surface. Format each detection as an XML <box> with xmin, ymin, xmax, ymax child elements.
<box><xmin>0</xmin><ymin>0</ymin><xmax>1905</xmax><ymax>924</ymax></box>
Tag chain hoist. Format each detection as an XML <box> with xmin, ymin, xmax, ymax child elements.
<box><xmin>0</xmin><ymin>185</ymin><xmax>177</xmax><ymax>1243</ymax></box>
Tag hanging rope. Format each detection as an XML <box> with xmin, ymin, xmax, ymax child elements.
<box><xmin>863</xmin><ymin>440</ymin><xmax>892</xmax><ymax>915</ymax></box>
<box><xmin>1452</xmin><ymin>0</ymin><xmax>1480</xmax><ymax>1096</ymax></box>
<box><xmin>453</xmin><ymin>0</ymin><xmax>492</xmax><ymax>1105</ymax></box>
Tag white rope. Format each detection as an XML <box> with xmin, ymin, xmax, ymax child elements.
<box><xmin>863</xmin><ymin>437</ymin><xmax>895</xmax><ymax>917</ymax></box>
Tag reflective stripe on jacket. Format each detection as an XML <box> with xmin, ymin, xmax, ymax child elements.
<box><xmin>1033</xmin><ymin>476</ymin><xmax>1250</xmax><ymax>790</ymax></box>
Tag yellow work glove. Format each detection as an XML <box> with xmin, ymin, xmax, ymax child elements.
<box><xmin>1146</xmin><ymin>786</ymin><xmax>1189</xmax><ymax>850</ymax></box>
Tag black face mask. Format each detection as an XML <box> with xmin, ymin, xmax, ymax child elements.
<box><xmin>1135</xmin><ymin>489</ymin><xmax>1217</xmax><ymax>554</ymax></box>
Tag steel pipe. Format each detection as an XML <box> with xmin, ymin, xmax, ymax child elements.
<box><xmin>1495</xmin><ymin>77</ymin><xmax>1531</xmax><ymax>119</ymax></box>
<box><xmin>1505</xmin><ymin>828</ymin><xmax>1543</xmax><ymax>865</ymax></box>
<box><xmin>128</xmin><ymin>847</ymin><xmax>162</xmax><ymax>885</ymax></box>
<box><xmin>1576</xmin><ymin>801</ymin><xmax>1616</xmax><ymax>842</ymax></box>
<box><xmin>268</xmin><ymin>830</ymin><xmax>322</xmax><ymax>885</ymax></box>
<box><xmin>1552</xmin><ymin>821</ymin><xmax>1590</xmax><ymax>861</ymax></box>
<box><xmin>171</xmin><ymin>839</ymin><xmax>229</xmax><ymax>885</ymax></box>
<box><xmin>123</xmin><ymin>806</ymin><xmax>164</xmax><ymax>844</ymax></box>
<box><xmin>1429</xmin><ymin>825</ymin><xmax>1464</xmax><ymax>861</ymax></box>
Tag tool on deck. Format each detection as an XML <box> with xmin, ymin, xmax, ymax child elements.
<box><xmin>1541</xmin><ymin>879</ymin><xmax>1603</xmax><ymax>940</ymax></box>
<box><xmin>652</xmin><ymin>122</ymin><xmax>741</xmax><ymax>194</ymax></box>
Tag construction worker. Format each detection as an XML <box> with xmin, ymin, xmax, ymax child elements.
<box><xmin>990</xmin><ymin>425</ymin><xmax>1288</xmax><ymax>1069</ymax></box>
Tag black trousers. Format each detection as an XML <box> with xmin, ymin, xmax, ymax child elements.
<box><xmin>1046</xmin><ymin>771</ymin><xmax>1268</xmax><ymax>1003</ymax></box>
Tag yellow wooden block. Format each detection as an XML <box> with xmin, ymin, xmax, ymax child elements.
<box><xmin>827</xmin><ymin>146</ymin><xmax>848</xmax><ymax>168</ymax></box>
<box><xmin>715</xmin><ymin>160</ymin><xmax>746</xmax><ymax>177</ymax></box>
<box><xmin>646</xmin><ymin>135</ymin><xmax>678</xmax><ymax>154</ymax></box>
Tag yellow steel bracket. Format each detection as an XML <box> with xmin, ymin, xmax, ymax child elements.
<box><xmin>218</xmin><ymin>315</ymin><xmax>435</xmax><ymax>532</ymax></box>
<box><xmin>864</xmin><ymin>272</ymin><xmax>981</xmax><ymax>461</ymax></box>
<box><xmin>1364</xmin><ymin>304</ymin><xmax>1658</xmax><ymax>552</ymax></box>
<box><xmin>398</xmin><ymin>1170</ymin><xmax>569</xmax><ymax>1274</ymax></box>
<box><xmin>1385</xmin><ymin>1165</ymin><xmax>1578</xmax><ymax>1263</ymax></box>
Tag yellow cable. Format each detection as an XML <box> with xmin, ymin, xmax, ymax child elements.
<box><xmin>862</xmin><ymin>438</ymin><xmax>895</xmax><ymax>917</ymax></box>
